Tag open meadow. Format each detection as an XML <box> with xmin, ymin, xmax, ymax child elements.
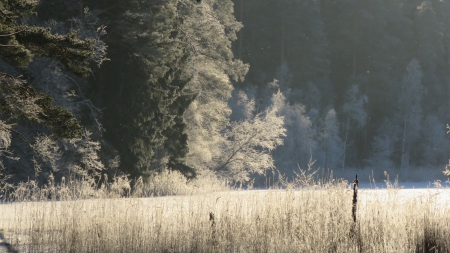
<box><xmin>1</xmin><ymin>179</ymin><xmax>450</xmax><ymax>253</ymax></box>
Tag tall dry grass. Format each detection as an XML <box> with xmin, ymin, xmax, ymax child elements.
<box><xmin>1</xmin><ymin>169</ymin><xmax>228</xmax><ymax>203</ymax></box>
<box><xmin>0</xmin><ymin>171</ymin><xmax>449</xmax><ymax>252</ymax></box>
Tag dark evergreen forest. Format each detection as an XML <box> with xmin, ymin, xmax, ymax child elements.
<box><xmin>1</xmin><ymin>0</ymin><xmax>449</xmax><ymax>189</ymax></box>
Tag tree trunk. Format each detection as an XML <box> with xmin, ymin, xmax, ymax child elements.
<box><xmin>78</xmin><ymin>1</ymin><xmax>84</xmax><ymax>20</ymax></box>
<box><xmin>352</xmin><ymin>0</ymin><xmax>357</xmax><ymax>81</ymax></box>
<box><xmin>280</xmin><ymin>10</ymin><xmax>286</xmax><ymax>64</ymax></box>
<box><xmin>401</xmin><ymin>116</ymin><xmax>407</xmax><ymax>169</ymax></box>
<box><xmin>343</xmin><ymin>116</ymin><xmax>349</xmax><ymax>170</ymax></box>
<box><xmin>238</xmin><ymin>0</ymin><xmax>244</xmax><ymax>59</ymax></box>
<box><xmin>352</xmin><ymin>53</ymin><xmax>356</xmax><ymax>81</ymax></box>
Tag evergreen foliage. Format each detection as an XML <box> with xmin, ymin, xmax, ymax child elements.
<box><xmin>0</xmin><ymin>0</ymin><xmax>98</xmax><ymax>140</ymax></box>
<box><xmin>0</xmin><ymin>73</ymin><xmax>82</xmax><ymax>139</ymax></box>
<box><xmin>95</xmin><ymin>0</ymin><xmax>198</xmax><ymax>179</ymax></box>
<box><xmin>0</xmin><ymin>1</ymin><xmax>98</xmax><ymax>77</ymax></box>
<box><xmin>0</xmin><ymin>0</ymin><xmax>109</xmax><ymax>186</ymax></box>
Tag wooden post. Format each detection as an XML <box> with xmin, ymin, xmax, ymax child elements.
<box><xmin>352</xmin><ymin>173</ymin><xmax>358</xmax><ymax>223</ymax></box>
<box><xmin>210</xmin><ymin>212</ymin><xmax>217</xmax><ymax>242</ymax></box>
<box><xmin>350</xmin><ymin>173</ymin><xmax>362</xmax><ymax>251</ymax></box>
<box><xmin>209</xmin><ymin>212</ymin><xmax>218</xmax><ymax>246</ymax></box>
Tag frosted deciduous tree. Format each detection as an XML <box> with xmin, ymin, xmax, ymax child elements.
<box><xmin>63</xmin><ymin>131</ymin><xmax>105</xmax><ymax>178</ymax></box>
<box><xmin>187</xmin><ymin>83</ymin><xmax>285</xmax><ymax>183</ymax></box>
<box><xmin>31</xmin><ymin>135</ymin><xmax>61</xmax><ymax>176</ymax></box>
<box><xmin>229</xmin><ymin>89</ymin><xmax>257</xmax><ymax>121</ymax></box>
<box><xmin>271</xmin><ymin>90</ymin><xmax>316</xmax><ymax>172</ymax></box>
<box><xmin>30</xmin><ymin>131</ymin><xmax>106</xmax><ymax>183</ymax></box>
<box><xmin>184</xmin><ymin>64</ymin><xmax>233</xmax><ymax>173</ymax></box>
<box><xmin>214</xmin><ymin>93</ymin><xmax>286</xmax><ymax>183</ymax></box>
<box><xmin>182</xmin><ymin>0</ymin><xmax>248</xmax><ymax>179</ymax></box>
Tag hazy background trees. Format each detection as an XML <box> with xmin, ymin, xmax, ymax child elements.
<box><xmin>233</xmin><ymin>0</ymin><xmax>450</xmax><ymax>177</ymax></box>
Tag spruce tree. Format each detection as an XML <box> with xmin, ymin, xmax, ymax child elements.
<box><xmin>95</xmin><ymin>0</ymin><xmax>194</xmax><ymax>179</ymax></box>
<box><xmin>0</xmin><ymin>0</ymin><xmax>99</xmax><ymax>139</ymax></box>
<box><xmin>0</xmin><ymin>0</ymin><xmax>106</xmax><ymax>185</ymax></box>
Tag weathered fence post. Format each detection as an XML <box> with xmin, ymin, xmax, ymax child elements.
<box><xmin>352</xmin><ymin>173</ymin><xmax>358</xmax><ymax>223</ymax></box>
<box><xmin>210</xmin><ymin>212</ymin><xmax>217</xmax><ymax>245</ymax></box>
<box><xmin>349</xmin><ymin>173</ymin><xmax>363</xmax><ymax>252</ymax></box>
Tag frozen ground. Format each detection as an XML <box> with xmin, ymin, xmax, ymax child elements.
<box><xmin>357</xmin><ymin>180</ymin><xmax>450</xmax><ymax>189</ymax></box>
<box><xmin>354</xmin><ymin>181</ymin><xmax>450</xmax><ymax>209</ymax></box>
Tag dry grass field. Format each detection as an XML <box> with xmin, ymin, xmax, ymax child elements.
<box><xmin>1</xmin><ymin>172</ymin><xmax>450</xmax><ymax>253</ymax></box>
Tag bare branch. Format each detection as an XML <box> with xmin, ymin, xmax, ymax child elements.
<box><xmin>10</xmin><ymin>128</ymin><xmax>33</xmax><ymax>148</ymax></box>
<box><xmin>0</xmin><ymin>124</ymin><xmax>32</xmax><ymax>148</ymax></box>
<box><xmin>64</xmin><ymin>74</ymin><xmax>103</xmax><ymax>113</ymax></box>
<box><xmin>29</xmin><ymin>59</ymin><xmax>55</xmax><ymax>86</ymax></box>
<box><xmin>217</xmin><ymin>130</ymin><xmax>259</xmax><ymax>172</ymax></box>
<box><xmin>0</xmin><ymin>28</ymin><xmax>28</xmax><ymax>37</ymax></box>
<box><xmin>63</xmin><ymin>72</ymin><xmax>105</xmax><ymax>132</ymax></box>
<box><xmin>0</xmin><ymin>9</ymin><xmax>8</xmax><ymax>16</ymax></box>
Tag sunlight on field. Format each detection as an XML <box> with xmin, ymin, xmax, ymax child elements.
<box><xmin>1</xmin><ymin>185</ymin><xmax>450</xmax><ymax>252</ymax></box>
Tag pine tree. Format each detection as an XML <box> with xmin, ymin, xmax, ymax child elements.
<box><xmin>341</xmin><ymin>85</ymin><xmax>368</xmax><ymax>169</ymax></box>
<box><xmin>284</xmin><ymin>0</ymin><xmax>332</xmax><ymax>104</ymax></box>
<box><xmin>397</xmin><ymin>59</ymin><xmax>425</xmax><ymax>168</ymax></box>
<box><xmin>421</xmin><ymin>115</ymin><xmax>449</xmax><ymax>166</ymax></box>
<box><xmin>317</xmin><ymin>109</ymin><xmax>343</xmax><ymax>170</ymax></box>
<box><xmin>366</xmin><ymin>121</ymin><xmax>397</xmax><ymax>171</ymax></box>
<box><xmin>413</xmin><ymin>1</ymin><xmax>446</xmax><ymax>111</ymax></box>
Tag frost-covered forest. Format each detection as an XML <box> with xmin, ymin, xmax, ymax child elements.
<box><xmin>1</xmin><ymin>0</ymin><xmax>450</xmax><ymax>189</ymax></box>
<box><xmin>235</xmin><ymin>0</ymin><xmax>450</xmax><ymax>176</ymax></box>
